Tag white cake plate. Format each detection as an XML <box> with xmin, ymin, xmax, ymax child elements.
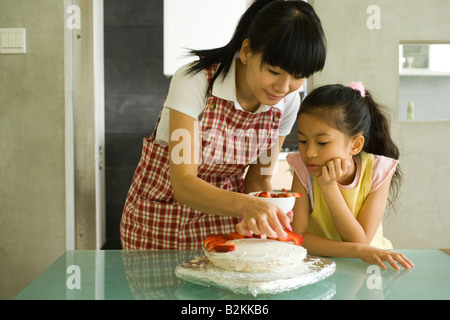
<box><xmin>175</xmin><ymin>255</ymin><xmax>336</xmax><ymax>296</ymax></box>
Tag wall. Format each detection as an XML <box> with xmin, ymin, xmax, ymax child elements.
<box><xmin>311</xmin><ymin>0</ymin><xmax>450</xmax><ymax>249</ymax></box>
<box><xmin>399</xmin><ymin>75</ymin><xmax>450</xmax><ymax>120</ymax></box>
<box><xmin>0</xmin><ymin>0</ymin><xmax>66</xmax><ymax>299</ymax></box>
<box><xmin>104</xmin><ymin>0</ymin><xmax>170</xmax><ymax>248</ymax></box>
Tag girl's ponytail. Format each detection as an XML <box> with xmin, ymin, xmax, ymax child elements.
<box><xmin>363</xmin><ymin>92</ymin><xmax>399</xmax><ymax>160</ymax></box>
<box><xmin>363</xmin><ymin>91</ymin><xmax>402</xmax><ymax>204</ymax></box>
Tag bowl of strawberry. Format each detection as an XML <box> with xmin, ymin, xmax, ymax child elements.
<box><xmin>249</xmin><ymin>189</ymin><xmax>302</xmax><ymax>214</ymax></box>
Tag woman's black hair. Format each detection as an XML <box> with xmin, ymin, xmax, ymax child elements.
<box><xmin>298</xmin><ymin>84</ymin><xmax>402</xmax><ymax>204</ymax></box>
<box><xmin>186</xmin><ymin>0</ymin><xmax>326</xmax><ymax>96</ymax></box>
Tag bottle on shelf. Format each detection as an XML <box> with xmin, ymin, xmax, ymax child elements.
<box><xmin>407</xmin><ymin>101</ymin><xmax>414</xmax><ymax>120</ymax></box>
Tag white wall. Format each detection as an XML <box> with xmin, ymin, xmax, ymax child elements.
<box><xmin>163</xmin><ymin>0</ymin><xmax>247</xmax><ymax>76</ymax></box>
<box><xmin>311</xmin><ymin>0</ymin><xmax>450</xmax><ymax>249</ymax></box>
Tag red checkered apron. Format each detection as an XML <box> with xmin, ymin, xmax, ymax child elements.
<box><xmin>120</xmin><ymin>64</ymin><xmax>283</xmax><ymax>250</ymax></box>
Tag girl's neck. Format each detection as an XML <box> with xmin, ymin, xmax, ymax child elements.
<box><xmin>337</xmin><ymin>155</ymin><xmax>358</xmax><ymax>186</ymax></box>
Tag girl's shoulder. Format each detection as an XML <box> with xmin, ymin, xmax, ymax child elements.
<box><xmin>369</xmin><ymin>153</ymin><xmax>399</xmax><ymax>192</ymax></box>
<box><xmin>286</xmin><ymin>152</ymin><xmax>310</xmax><ymax>191</ymax></box>
<box><xmin>286</xmin><ymin>151</ymin><xmax>399</xmax><ymax>193</ymax></box>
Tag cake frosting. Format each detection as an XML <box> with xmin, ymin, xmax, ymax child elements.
<box><xmin>204</xmin><ymin>238</ymin><xmax>307</xmax><ymax>273</ymax></box>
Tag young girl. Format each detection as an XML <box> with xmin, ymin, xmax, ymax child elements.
<box><xmin>286</xmin><ymin>82</ymin><xmax>414</xmax><ymax>270</ymax></box>
<box><xmin>120</xmin><ymin>0</ymin><xmax>326</xmax><ymax>250</ymax></box>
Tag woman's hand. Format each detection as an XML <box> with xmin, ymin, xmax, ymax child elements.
<box><xmin>355</xmin><ymin>244</ymin><xmax>414</xmax><ymax>271</ymax></box>
<box><xmin>235</xmin><ymin>197</ymin><xmax>292</xmax><ymax>239</ymax></box>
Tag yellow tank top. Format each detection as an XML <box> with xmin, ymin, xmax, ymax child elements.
<box><xmin>308</xmin><ymin>152</ymin><xmax>393</xmax><ymax>249</ymax></box>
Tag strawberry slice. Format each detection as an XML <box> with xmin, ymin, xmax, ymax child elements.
<box><xmin>229</xmin><ymin>232</ymin><xmax>244</xmax><ymax>239</ymax></box>
<box><xmin>203</xmin><ymin>235</ymin><xmax>227</xmax><ymax>251</ymax></box>
<box><xmin>203</xmin><ymin>230</ymin><xmax>304</xmax><ymax>253</ymax></box>
<box><xmin>213</xmin><ymin>241</ymin><xmax>235</xmax><ymax>252</ymax></box>
<box><xmin>285</xmin><ymin>230</ymin><xmax>303</xmax><ymax>246</ymax></box>
<box><xmin>276</xmin><ymin>235</ymin><xmax>290</xmax><ymax>242</ymax></box>
<box><xmin>207</xmin><ymin>234</ymin><xmax>227</xmax><ymax>239</ymax></box>
<box><xmin>221</xmin><ymin>234</ymin><xmax>235</xmax><ymax>241</ymax></box>
<box><xmin>203</xmin><ymin>234</ymin><xmax>237</xmax><ymax>252</ymax></box>
<box><xmin>258</xmin><ymin>191</ymin><xmax>271</xmax><ymax>198</ymax></box>
<box><xmin>203</xmin><ymin>239</ymin><xmax>222</xmax><ymax>251</ymax></box>
<box><xmin>275</xmin><ymin>230</ymin><xmax>303</xmax><ymax>246</ymax></box>
<box><xmin>284</xmin><ymin>192</ymin><xmax>293</xmax><ymax>197</ymax></box>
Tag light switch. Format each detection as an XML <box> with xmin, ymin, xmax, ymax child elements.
<box><xmin>0</xmin><ymin>28</ymin><xmax>26</xmax><ymax>54</ymax></box>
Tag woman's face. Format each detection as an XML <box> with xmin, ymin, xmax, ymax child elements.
<box><xmin>241</xmin><ymin>41</ymin><xmax>306</xmax><ymax>106</ymax></box>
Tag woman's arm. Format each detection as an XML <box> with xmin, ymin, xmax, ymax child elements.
<box><xmin>168</xmin><ymin>109</ymin><xmax>290</xmax><ymax>238</ymax></box>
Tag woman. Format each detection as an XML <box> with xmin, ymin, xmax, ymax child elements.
<box><xmin>120</xmin><ymin>0</ymin><xmax>326</xmax><ymax>250</ymax></box>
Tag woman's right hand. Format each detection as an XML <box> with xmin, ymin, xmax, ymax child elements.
<box><xmin>236</xmin><ymin>197</ymin><xmax>292</xmax><ymax>239</ymax></box>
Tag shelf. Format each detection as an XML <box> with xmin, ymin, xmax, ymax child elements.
<box><xmin>399</xmin><ymin>68</ymin><xmax>450</xmax><ymax>76</ymax></box>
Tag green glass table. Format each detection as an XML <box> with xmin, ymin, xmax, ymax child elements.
<box><xmin>14</xmin><ymin>249</ymin><xmax>450</xmax><ymax>300</ymax></box>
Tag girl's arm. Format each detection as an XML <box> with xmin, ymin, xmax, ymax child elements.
<box><xmin>301</xmin><ymin>232</ymin><xmax>413</xmax><ymax>270</ymax></box>
<box><xmin>318</xmin><ymin>158</ymin><xmax>392</xmax><ymax>245</ymax></box>
<box><xmin>168</xmin><ymin>109</ymin><xmax>290</xmax><ymax>238</ymax></box>
<box><xmin>291</xmin><ymin>174</ymin><xmax>413</xmax><ymax>270</ymax></box>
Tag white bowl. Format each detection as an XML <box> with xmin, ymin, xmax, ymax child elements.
<box><xmin>249</xmin><ymin>191</ymin><xmax>296</xmax><ymax>214</ymax></box>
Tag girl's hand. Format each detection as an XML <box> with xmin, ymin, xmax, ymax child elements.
<box><xmin>236</xmin><ymin>198</ymin><xmax>291</xmax><ymax>239</ymax></box>
<box><xmin>317</xmin><ymin>158</ymin><xmax>351</xmax><ymax>187</ymax></box>
<box><xmin>356</xmin><ymin>244</ymin><xmax>414</xmax><ymax>271</ymax></box>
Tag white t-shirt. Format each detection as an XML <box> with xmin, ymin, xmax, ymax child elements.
<box><xmin>155</xmin><ymin>58</ymin><xmax>301</xmax><ymax>145</ymax></box>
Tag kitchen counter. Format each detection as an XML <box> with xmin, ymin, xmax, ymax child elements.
<box><xmin>14</xmin><ymin>249</ymin><xmax>449</xmax><ymax>300</ymax></box>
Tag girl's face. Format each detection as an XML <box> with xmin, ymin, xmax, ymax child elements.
<box><xmin>297</xmin><ymin>113</ymin><xmax>358</xmax><ymax>177</ymax></box>
<box><xmin>241</xmin><ymin>41</ymin><xmax>306</xmax><ymax>106</ymax></box>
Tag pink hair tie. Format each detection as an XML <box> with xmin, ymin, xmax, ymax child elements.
<box><xmin>347</xmin><ymin>82</ymin><xmax>366</xmax><ymax>98</ymax></box>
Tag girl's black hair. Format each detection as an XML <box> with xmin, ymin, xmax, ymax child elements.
<box><xmin>187</xmin><ymin>0</ymin><xmax>326</xmax><ymax>96</ymax></box>
<box><xmin>298</xmin><ymin>84</ymin><xmax>402</xmax><ymax>204</ymax></box>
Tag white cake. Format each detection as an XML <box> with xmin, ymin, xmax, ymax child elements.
<box><xmin>204</xmin><ymin>238</ymin><xmax>307</xmax><ymax>273</ymax></box>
